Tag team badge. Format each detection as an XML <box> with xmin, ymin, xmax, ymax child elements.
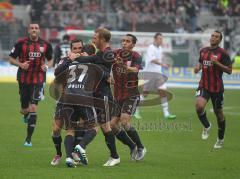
<box><xmin>40</xmin><ymin>47</ymin><xmax>44</xmax><ymax>53</ymax></box>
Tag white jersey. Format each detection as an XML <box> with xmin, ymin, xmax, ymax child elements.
<box><xmin>144</xmin><ymin>44</ymin><xmax>163</xmax><ymax>73</ymax></box>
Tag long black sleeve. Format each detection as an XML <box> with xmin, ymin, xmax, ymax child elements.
<box><xmin>75</xmin><ymin>50</ymin><xmax>114</xmax><ymax>65</ymax></box>
<box><xmin>54</xmin><ymin>58</ymin><xmax>71</xmax><ymax>77</ymax></box>
<box><xmin>75</xmin><ymin>55</ymin><xmax>98</xmax><ymax>64</ymax></box>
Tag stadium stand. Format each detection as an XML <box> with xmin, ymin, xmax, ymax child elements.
<box><xmin>0</xmin><ymin>0</ymin><xmax>239</xmax><ymax>61</ymax></box>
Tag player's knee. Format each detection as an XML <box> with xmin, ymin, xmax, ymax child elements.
<box><xmin>110</xmin><ymin>117</ymin><xmax>119</xmax><ymax>129</ymax></box>
<box><xmin>52</xmin><ymin>125</ymin><xmax>61</xmax><ymax>135</ymax></box>
<box><xmin>52</xmin><ymin>119</ymin><xmax>63</xmax><ymax>133</ymax></box>
<box><xmin>29</xmin><ymin>104</ymin><xmax>37</xmax><ymax>112</ymax></box>
<box><xmin>66</xmin><ymin>130</ymin><xmax>74</xmax><ymax>136</ymax></box>
<box><xmin>122</xmin><ymin>122</ymin><xmax>131</xmax><ymax>131</ymax></box>
<box><xmin>195</xmin><ymin>102</ymin><xmax>205</xmax><ymax>113</ymax></box>
<box><xmin>101</xmin><ymin>122</ymin><xmax>111</xmax><ymax>133</ymax></box>
<box><xmin>20</xmin><ymin>108</ymin><xmax>29</xmax><ymax>115</ymax></box>
<box><xmin>110</xmin><ymin>122</ymin><xmax>118</xmax><ymax>132</ymax></box>
<box><xmin>120</xmin><ymin>117</ymin><xmax>131</xmax><ymax>130</ymax></box>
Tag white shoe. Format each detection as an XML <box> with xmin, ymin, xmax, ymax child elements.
<box><xmin>65</xmin><ymin>157</ymin><xmax>76</xmax><ymax>168</ymax></box>
<box><xmin>201</xmin><ymin>124</ymin><xmax>211</xmax><ymax>140</ymax></box>
<box><xmin>103</xmin><ymin>157</ymin><xmax>120</xmax><ymax>167</ymax></box>
<box><xmin>51</xmin><ymin>155</ymin><xmax>61</xmax><ymax>166</ymax></box>
<box><xmin>135</xmin><ymin>147</ymin><xmax>147</xmax><ymax>161</ymax></box>
<box><xmin>214</xmin><ymin>138</ymin><xmax>224</xmax><ymax>149</ymax></box>
<box><xmin>130</xmin><ymin>146</ymin><xmax>138</xmax><ymax>161</ymax></box>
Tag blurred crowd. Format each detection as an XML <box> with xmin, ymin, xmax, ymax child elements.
<box><xmin>2</xmin><ymin>0</ymin><xmax>239</xmax><ymax>32</ymax></box>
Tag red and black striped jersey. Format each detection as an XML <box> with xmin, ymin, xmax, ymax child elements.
<box><xmin>9</xmin><ymin>37</ymin><xmax>52</xmax><ymax>84</ymax></box>
<box><xmin>112</xmin><ymin>49</ymin><xmax>142</xmax><ymax>101</ymax></box>
<box><xmin>198</xmin><ymin>47</ymin><xmax>231</xmax><ymax>92</ymax></box>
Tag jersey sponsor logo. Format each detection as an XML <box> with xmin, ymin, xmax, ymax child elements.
<box><xmin>115</xmin><ymin>66</ymin><xmax>127</xmax><ymax>74</ymax></box>
<box><xmin>29</xmin><ymin>52</ymin><xmax>41</xmax><ymax>58</ymax></box>
<box><xmin>203</xmin><ymin>60</ymin><xmax>213</xmax><ymax>67</ymax></box>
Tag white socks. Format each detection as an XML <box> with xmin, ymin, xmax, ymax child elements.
<box><xmin>161</xmin><ymin>97</ymin><xmax>169</xmax><ymax>117</ymax></box>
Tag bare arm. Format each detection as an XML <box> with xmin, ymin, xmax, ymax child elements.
<box><xmin>41</xmin><ymin>59</ymin><xmax>54</xmax><ymax>72</ymax></box>
<box><xmin>9</xmin><ymin>56</ymin><xmax>29</xmax><ymax>70</ymax></box>
<box><xmin>194</xmin><ymin>63</ymin><xmax>202</xmax><ymax>73</ymax></box>
<box><xmin>116</xmin><ymin>57</ymin><xmax>139</xmax><ymax>73</ymax></box>
<box><xmin>213</xmin><ymin>60</ymin><xmax>232</xmax><ymax>74</ymax></box>
<box><xmin>127</xmin><ymin>66</ymin><xmax>138</xmax><ymax>73</ymax></box>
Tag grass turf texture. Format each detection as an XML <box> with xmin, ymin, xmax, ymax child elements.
<box><xmin>0</xmin><ymin>83</ymin><xmax>239</xmax><ymax>179</ymax></box>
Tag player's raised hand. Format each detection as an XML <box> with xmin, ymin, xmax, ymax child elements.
<box><xmin>19</xmin><ymin>61</ymin><xmax>30</xmax><ymax>70</ymax></box>
<box><xmin>68</xmin><ymin>52</ymin><xmax>79</xmax><ymax>61</ymax></box>
<box><xmin>80</xmin><ymin>52</ymin><xmax>89</xmax><ymax>56</ymax></box>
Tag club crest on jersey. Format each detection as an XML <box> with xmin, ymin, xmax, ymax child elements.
<box><xmin>40</xmin><ymin>47</ymin><xmax>44</xmax><ymax>53</ymax></box>
<box><xmin>11</xmin><ymin>47</ymin><xmax>15</xmax><ymax>53</ymax></box>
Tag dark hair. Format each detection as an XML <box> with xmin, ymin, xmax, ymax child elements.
<box><xmin>70</xmin><ymin>39</ymin><xmax>83</xmax><ymax>49</ymax></box>
<box><xmin>95</xmin><ymin>28</ymin><xmax>111</xmax><ymax>42</ymax></box>
<box><xmin>154</xmin><ymin>32</ymin><xmax>162</xmax><ymax>39</ymax></box>
<box><xmin>214</xmin><ymin>30</ymin><xmax>223</xmax><ymax>41</ymax></box>
<box><xmin>82</xmin><ymin>44</ymin><xmax>96</xmax><ymax>55</ymax></box>
<box><xmin>63</xmin><ymin>34</ymin><xmax>70</xmax><ymax>41</ymax></box>
<box><xmin>126</xmin><ymin>34</ymin><xmax>137</xmax><ymax>44</ymax></box>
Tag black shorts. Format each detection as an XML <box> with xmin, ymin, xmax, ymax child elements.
<box><xmin>113</xmin><ymin>96</ymin><xmax>140</xmax><ymax>117</ymax></box>
<box><xmin>196</xmin><ymin>88</ymin><xmax>224</xmax><ymax>109</ymax></box>
<box><xmin>94</xmin><ymin>95</ymin><xmax>116</xmax><ymax>125</ymax></box>
<box><xmin>18</xmin><ymin>82</ymin><xmax>44</xmax><ymax>109</ymax></box>
<box><xmin>54</xmin><ymin>103</ymin><xmax>97</xmax><ymax>130</ymax></box>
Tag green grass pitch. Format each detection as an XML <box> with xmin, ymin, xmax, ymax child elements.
<box><xmin>0</xmin><ymin>83</ymin><xmax>239</xmax><ymax>179</ymax></box>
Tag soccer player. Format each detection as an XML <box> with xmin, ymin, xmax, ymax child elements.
<box><xmin>111</xmin><ymin>34</ymin><xmax>146</xmax><ymax>160</ymax></box>
<box><xmin>51</xmin><ymin>40</ymin><xmax>98</xmax><ymax>166</ymax></box>
<box><xmin>9</xmin><ymin>23</ymin><xmax>53</xmax><ymax>147</ymax></box>
<box><xmin>53</xmin><ymin>39</ymin><xmax>104</xmax><ymax>167</ymax></box>
<box><xmin>136</xmin><ymin>32</ymin><xmax>176</xmax><ymax>119</ymax></box>
<box><xmin>53</xmin><ymin>34</ymin><xmax>71</xmax><ymax>67</ymax></box>
<box><xmin>69</xmin><ymin>28</ymin><xmax>120</xmax><ymax>167</ymax></box>
<box><xmin>194</xmin><ymin>30</ymin><xmax>232</xmax><ymax>149</ymax></box>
